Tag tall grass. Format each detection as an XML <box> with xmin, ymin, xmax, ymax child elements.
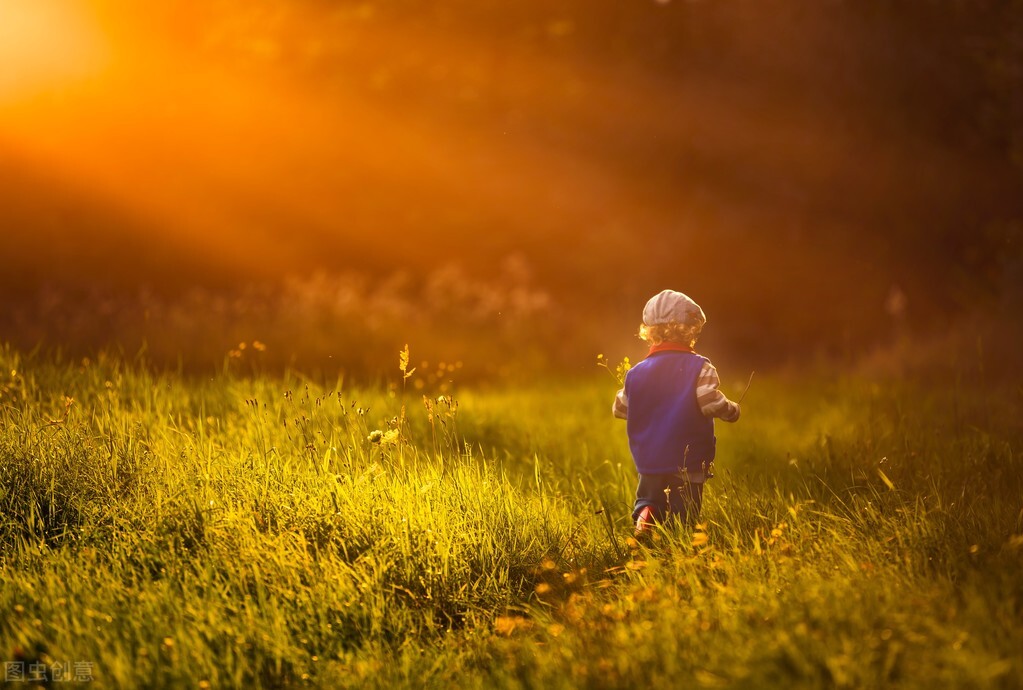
<box><xmin>0</xmin><ymin>344</ymin><xmax>1020</xmax><ymax>688</ymax></box>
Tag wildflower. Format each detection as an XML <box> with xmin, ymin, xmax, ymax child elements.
<box><xmin>367</xmin><ymin>430</ymin><xmax>384</xmax><ymax>444</ymax></box>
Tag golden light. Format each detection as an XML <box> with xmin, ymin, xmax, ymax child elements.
<box><xmin>0</xmin><ymin>1</ymin><xmax>604</xmax><ymax>277</ymax></box>
<box><xmin>0</xmin><ymin>0</ymin><xmax>108</xmax><ymax>102</ymax></box>
<box><xmin>0</xmin><ymin>0</ymin><xmax>919</xmax><ymax>295</ymax></box>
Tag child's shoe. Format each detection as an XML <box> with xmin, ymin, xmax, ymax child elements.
<box><xmin>634</xmin><ymin>506</ymin><xmax>655</xmax><ymax>540</ymax></box>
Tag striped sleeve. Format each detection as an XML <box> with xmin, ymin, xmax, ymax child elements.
<box><xmin>696</xmin><ymin>360</ymin><xmax>741</xmax><ymax>422</ymax></box>
<box><xmin>612</xmin><ymin>387</ymin><xmax>628</xmax><ymax>419</ymax></box>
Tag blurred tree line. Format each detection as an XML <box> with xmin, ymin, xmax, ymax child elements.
<box><xmin>2</xmin><ymin>0</ymin><xmax>1021</xmax><ymax>371</ymax></box>
<box><xmin>194</xmin><ymin>0</ymin><xmax>1023</xmax><ymax>323</ymax></box>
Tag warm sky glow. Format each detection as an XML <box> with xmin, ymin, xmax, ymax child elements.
<box><xmin>2</xmin><ymin>2</ymin><xmax>642</xmax><ymax>275</ymax></box>
<box><xmin>1</xmin><ymin>0</ymin><xmax>1012</xmax><ymax>360</ymax></box>
<box><xmin>0</xmin><ymin>0</ymin><xmax>108</xmax><ymax>100</ymax></box>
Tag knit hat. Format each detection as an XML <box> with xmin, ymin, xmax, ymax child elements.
<box><xmin>642</xmin><ymin>290</ymin><xmax>706</xmax><ymax>327</ymax></box>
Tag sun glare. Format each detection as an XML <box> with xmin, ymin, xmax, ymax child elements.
<box><xmin>0</xmin><ymin>0</ymin><xmax>108</xmax><ymax>102</ymax></box>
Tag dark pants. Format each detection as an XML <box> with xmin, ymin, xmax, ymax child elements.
<box><xmin>632</xmin><ymin>473</ymin><xmax>705</xmax><ymax>526</ymax></box>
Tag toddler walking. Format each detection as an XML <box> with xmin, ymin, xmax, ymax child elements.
<box><xmin>613</xmin><ymin>290</ymin><xmax>740</xmax><ymax>535</ymax></box>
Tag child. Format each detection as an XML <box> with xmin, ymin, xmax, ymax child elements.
<box><xmin>613</xmin><ymin>289</ymin><xmax>740</xmax><ymax>535</ymax></box>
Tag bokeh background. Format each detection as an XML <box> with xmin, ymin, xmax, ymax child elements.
<box><xmin>2</xmin><ymin>0</ymin><xmax>1021</xmax><ymax>380</ymax></box>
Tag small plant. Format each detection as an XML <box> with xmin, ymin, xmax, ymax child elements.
<box><xmin>596</xmin><ymin>353</ymin><xmax>631</xmax><ymax>385</ymax></box>
<box><xmin>398</xmin><ymin>344</ymin><xmax>416</xmax><ymax>383</ymax></box>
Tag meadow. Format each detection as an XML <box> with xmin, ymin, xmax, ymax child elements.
<box><xmin>0</xmin><ymin>342</ymin><xmax>1020</xmax><ymax>689</ymax></box>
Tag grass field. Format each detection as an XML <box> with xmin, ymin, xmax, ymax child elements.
<box><xmin>1</xmin><ymin>343</ymin><xmax>1021</xmax><ymax>689</ymax></box>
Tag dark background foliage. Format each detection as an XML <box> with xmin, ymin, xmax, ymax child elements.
<box><xmin>2</xmin><ymin>0</ymin><xmax>1021</xmax><ymax>375</ymax></box>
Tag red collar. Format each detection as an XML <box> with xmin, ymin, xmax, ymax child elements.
<box><xmin>647</xmin><ymin>342</ymin><xmax>696</xmax><ymax>357</ymax></box>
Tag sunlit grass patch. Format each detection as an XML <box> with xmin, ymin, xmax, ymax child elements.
<box><xmin>0</xmin><ymin>345</ymin><xmax>1020</xmax><ymax>688</ymax></box>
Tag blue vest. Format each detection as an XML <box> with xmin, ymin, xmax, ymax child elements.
<box><xmin>624</xmin><ymin>351</ymin><xmax>715</xmax><ymax>474</ymax></box>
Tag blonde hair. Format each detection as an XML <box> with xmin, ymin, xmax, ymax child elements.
<box><xmin>639</xmin><ymin>321</ymin><xmax>703</xmax><ymax>348</ymax></box>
